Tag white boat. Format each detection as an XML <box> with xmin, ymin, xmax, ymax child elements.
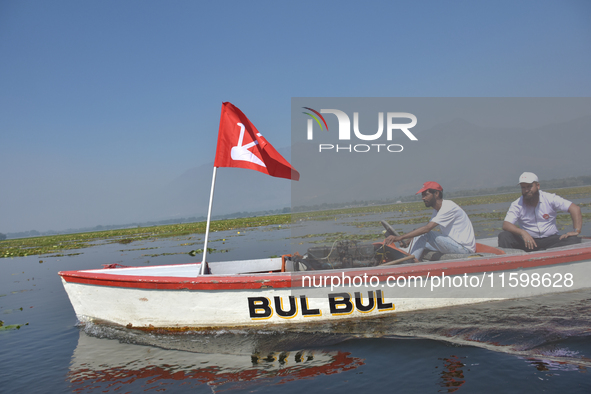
<box><xmin>58</xmin><ymin>103</ymin><xmax>591</xmax><ymax>330</ymax></box>
<box><xmin>59</xmin><ymin>237</ymin><xmax>591</xmax><ymax>330</ymax></box>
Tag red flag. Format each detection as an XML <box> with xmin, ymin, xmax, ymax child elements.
<box><xmin>214</xmin><ymin>102</ymin><xmax>300</xmax><ymax>181</ymax></box>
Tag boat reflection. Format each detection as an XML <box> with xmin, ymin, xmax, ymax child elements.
<box><xmin>438</xmin><ymin>355</ymin><xmax>466</xmax><ymax>393</ymax></box>
<box><xmin>527</xmin><ymin>358</ymin><xmax>589</xmax><ymax>373</ymax></box>
<box><xmin>68</xmin><ymin>327</ymin><xmax>364</xmax><ymax>392</ymax></box>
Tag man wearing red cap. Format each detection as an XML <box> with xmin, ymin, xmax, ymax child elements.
<box><xmin>498</xmin><ymin>172</ymin><xmax>582</xmax><ymax>251</ymax></box>
<box><xmin>385</xmin><ymin>181</ymin><xmax>475</xmax><ymax>262</ymax></box>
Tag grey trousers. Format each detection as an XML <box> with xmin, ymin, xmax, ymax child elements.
<box><xmin>497</xmin><ymin>231</ymin><xmax>581</xmax><ymax>252</ymax></box>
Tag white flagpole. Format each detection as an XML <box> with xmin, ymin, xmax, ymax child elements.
<box><xmin>199</xmin><ymin>166</ymin><xmax>218</xmax><ymax>275</ymax></box>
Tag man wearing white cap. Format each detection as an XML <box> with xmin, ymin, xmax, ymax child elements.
<box><xmin>386</xmin><ymin>181</ymin><xmax>476</xmax><ymax>262</ymax></box>
<box><xmin>498</xmin><ymin>172</ymin><xmax>582</xmax><ymax>251</ymax></box>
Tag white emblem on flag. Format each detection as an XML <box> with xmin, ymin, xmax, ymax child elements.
<box><xmin>230</xmin><ymin>123</ymin><xmax>266</xmax><ymax>167</ymax></box>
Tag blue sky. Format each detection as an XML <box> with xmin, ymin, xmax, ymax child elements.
<box><xmin>1</xmin><ymin>0</ymin><xmax>590</xmax><ymax>233</ymax></box>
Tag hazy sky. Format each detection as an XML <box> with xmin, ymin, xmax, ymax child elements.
<box><xmin>1</xmin><ymin>1</ymin><xmax>590</xmax><ymax>233</ymax></box>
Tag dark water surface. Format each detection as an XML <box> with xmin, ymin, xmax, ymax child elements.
<box><xmin>2</xmin><ymin>200</ymin><xmax>591</xmax><ymax>393</ymax></box>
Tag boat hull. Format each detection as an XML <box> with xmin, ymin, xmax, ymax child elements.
<box><xmin>60</xmin><ymin>243</ymin><xmax>591</xmax><ymax>329</ymax></box>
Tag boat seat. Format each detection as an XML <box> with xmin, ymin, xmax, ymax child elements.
<box><xmin>421</xmin><ymin>241</ymin><xmax>510</xmax><ymax>261</ymax></box>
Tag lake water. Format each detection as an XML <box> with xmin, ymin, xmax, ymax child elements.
<box><xmin>2</xmin><ymin>197</ymin><xmax>591</xmax><ymax>393</ymax></box>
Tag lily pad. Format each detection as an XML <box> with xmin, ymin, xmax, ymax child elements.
<box><xmin>0</xmin><ymin>322</ymin><xmax>28</xmax><ymax>331</ymax></box>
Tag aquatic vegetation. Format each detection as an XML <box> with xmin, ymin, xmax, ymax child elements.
<box><xmin>119</xmin><ymin>246</ymin><xmax>159</xmax><ymax>252</ymax></box>
<box><xmin>44</xmin><ymin>253</ymin><xmax>82</xmax><ymax>258</ymax></box>
<box><xmin>0</xmin><ymin>321</ymin><xmax>29</xmax><ymax>331</ymax></box>
<box><xmin>2</xmin><ymin>185</ymin><xmax>589</xmax><ymax>258</ymax></box>
<box><xmin>557</xmin><ymin>212</ymin><xmax>591</xmax><ymax>224</ymax></box>
<box><xmin>297</xmin><ymin>232</ymin><xmax>384</xmax><ymax>244</ymax></box>
<box><xmin>470</xmin><ymin>212</ymin><xmax>506</xmax><ymax>220</ymax></box>
<box><xmin>0</xmin><ymin>215</ymin><xmax>291</xmax><ymax>258</ymax></box>
<box><xmin>188</xmin><ymin>248</ymin><xmax>229</xmax><ymax>256</ymax></box>
<box><xmin>141</xmin><ymin>252</ymin><xmax>190</xmax><ymax>258</ymax></box>
<box><xmin>342</xmin><ymin>215</ymin><xmax>432</xmax><ymax>228</ymax></box>
<box><xmin>2</xmin><ymin>307</ymin><xmax>24</xmax><ymax>314</ymax></box>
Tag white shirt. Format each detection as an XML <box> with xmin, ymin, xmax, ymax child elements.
<box><xmin>431</xmin><ymin>200</ymin><xmax>476</xmax><ymax>252</ymax></box>
<box><xmin>504</xmin><ymin>190</ymin><xmax>572</xmax><ymax>238</ymax></box>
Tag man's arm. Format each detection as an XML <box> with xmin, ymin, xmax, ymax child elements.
<box><xmin>502</xmin><ymin>221</ymin><xmax>537</xmax><ymax>250</ymax></box>
<box><xmin>560</xmin><ymin>203</ymin><xmax>582</xmax><ymax>240</ymax></box>
<box><xmin>385</xmin><ymin>221</ymin><xmax>438</xmax><ymax>246</ymax></box>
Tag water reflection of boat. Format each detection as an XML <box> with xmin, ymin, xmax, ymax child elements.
<box><xmin>68</xmin><ymin>329</ymin><xmax>364</xmax><ymax>392</ymax></box>
<box><xmin>58</xmin><ymin>237</ymin><xmax>591</xmax><ymax>329</ymax></box>
<box><xmin>438</xmin><ymin>355</ymin><xmax>466</xmax><ymax>393</ymax></box>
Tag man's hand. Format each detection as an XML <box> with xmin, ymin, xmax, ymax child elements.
<box><xmin>503</xmin><ymin>220</ymin><xmax>538</xmax><ymax>250</ymax></box>
<box><xmin>385</xmin><ymin>235</ymin><xmax>401</xmax><ymax>246</ymax></box>
<box><xmin>559</xmin><ymin>231</ymin><xmax>580</xmax><ymax>240</ymax></box>
<box><xmin>385</xmin><ymin>235</ymin><xmax>409</xmax><ymax>248</ymax></box>
<box><xmin>385</xmin><ymin>222</ymin><xmax>437</xmax><ymax>248</ymax></box>
<box><xmin>521</xmin><ymin>232</ymin><xmax>537</xmax><ymax>250</ymax></box>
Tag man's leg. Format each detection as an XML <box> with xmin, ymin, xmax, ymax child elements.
<box><xmin>535</xmin><ymin>234</ymin><xmax>582</xmax><ymax>249</ymax></box>
<box><xmin>498</xmin><ymin>231</ymin><xmax>525</xmax><ymax>250</ymax></box>
<box><xmin>551</xmin><ymin>235</ymin><xmax>582</xmax><ymax>248</ymax></box>
<box><xmin>409</xmin><ymin>234</ymin><xmax>428</xmax><ymax>261</ymax></box>
<box><xmin>410</xmin><ymin>232</ymin><xmax>470</xmax><ymax>261</ymax></box>
<box><xmin>498</xmin><ymin>232</ymin><xmax>581</xmax><ymax>252</ymax></box>
<box><xmin>427</xmin><ymin>232</ymin><xmax>472</xmax><ymax>254</ymax></box>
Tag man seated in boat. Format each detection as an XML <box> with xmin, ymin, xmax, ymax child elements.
<box><xmin>498</xmin><ymin>172</ymin><xmax>582</xmax><ymax>251</ymax></box>
<box><xmin>385</xmin><ymin>182</ymin><xmax>476</xmax><ymax>262</ymax></box>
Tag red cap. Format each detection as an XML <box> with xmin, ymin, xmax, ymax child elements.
<box><xmin>416</xmin><ymin>181</ymin><xmax>443</xmax><ymax>194</ymax></box>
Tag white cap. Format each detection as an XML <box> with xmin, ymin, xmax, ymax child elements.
<box><xmin>518</xmin><ymin>172</ymin><xmax>538</xmax><ymax>184</ymax></box>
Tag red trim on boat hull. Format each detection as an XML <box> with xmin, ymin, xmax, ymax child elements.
<box><xmin>59</xmin><ymin>247</ymin><xmax>591</xmax><ymax>291</ymax></box>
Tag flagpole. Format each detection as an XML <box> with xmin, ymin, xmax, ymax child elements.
<box><xmin>199</xmin><ymin>166</ymin><xmax>218</xmax><ymax>275</ymax></box>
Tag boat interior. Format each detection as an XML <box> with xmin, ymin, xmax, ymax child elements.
<box><xmin>80</xmin><ymin>237</ymin><xmax>591</xmax><ymax>278</ymax></box>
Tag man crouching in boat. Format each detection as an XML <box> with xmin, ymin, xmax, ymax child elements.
<box><xmin>498</xmin><ymin>172</ymin><xmax>582</xmax><ymax>251</ymax></box>
<box><xmin>385</xmin><ymin>182</ymin><xmax>476</xmax><ymax>262</ymax></box>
